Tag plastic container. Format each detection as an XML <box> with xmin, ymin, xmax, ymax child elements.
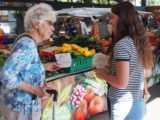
<box><xmin>64</xmin><ymin>56</ymin><xmax>94</xmax><ymax>73</ymax></box>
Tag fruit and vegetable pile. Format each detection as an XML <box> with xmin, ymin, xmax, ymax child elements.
<box><xmin>67</xmin><ymin>72</ymin><xmax>108</xmax><ymax>120</ymax></box>
<box><xmin>53</xmin><ymin>34</ymin><xmax>112</xmax><ymax>54</ymax></box>
<box><xmin>54</xmin><ymin>35</ymin><xmax>97</xmax><ymax>47</ymax></box>
<box><xmin>55</xmin><ymin>43</ymin><xmax>95</xmax><ymax>57</ymax></box>
<box><xmin>147</xmin><ymin>63</ymin><xmax>160</xmax><ymax>87</ymax></box>
<box><xmin>149</xmin><ymin>37</ymin><xmax>158</xmax><ymax>46</ymax></box>
<box><xmin>40</xmin><ymin>43</ymin><xmax>96</xmax><ymax>78</ymax></box>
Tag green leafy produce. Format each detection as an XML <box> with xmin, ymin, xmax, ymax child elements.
<box><xmin>75</xmin><ymin>72</ymin><xmax>108</xmax><ymax>95</ymax></box>
<box><xmin>57</xmin><ymin>80</ymin><xmax>61</xmax><ymax>93</ymax></box>
<box><xmin>88</xmin><ymin>37</ymin><xmax>97</xmax><ymax>42</ymax></box>
<box><xmin>0</xmin><ymin>53</ymin><xmax>8</xmax><ymax>69</ymax></box>
<box><xmin>55</xmin><ymin>104</ymin><xmax>71</xmax><ymax>120</ymax></box>
<box><xmin>72</xmin><ymin>35</ymin><xmax>89</xmax><ymax>42</ymax></box>
<box><xmin>59</xmin><ymin>84</ymin><xmax>72</xmax><ymax>105</ymax></box>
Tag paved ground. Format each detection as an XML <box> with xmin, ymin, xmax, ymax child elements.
<box><xmin>143</xmin><ymin>84</ymin><xmax>160</xmax><ymax>120</ymax></box>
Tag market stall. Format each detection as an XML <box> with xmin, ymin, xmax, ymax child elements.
<box><xmin>41</xmin><ymin>42</ymin><xmax>111</xmax><ymax>119</ymax></box>
<box><xmin>0</xmin><ymin>38</ymin><xmax>110</xmax><ymax>120</ymax></box>
<box><xmin>0</xmin><ymin>31</ymin><xmax>159</xmax><ymax>119</ymax></box>
<box><xmin>145</xmin><ymin>30</ymin><xmax>160</xmax><ymax>87</ymax></box>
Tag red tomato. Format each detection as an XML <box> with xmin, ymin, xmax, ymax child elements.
<box><xmin>89</xmin><ymin>96</ymin><xmax>104</xmax><ymax>115</ymax></box>
<box><xmin>84</xmin><ymin>88</ymin><xmax>94</xmax><ymax>103</ymax></box>
<box><xmin>71</xmin><ymin>47</ymin><xmax>77</xmax><ymax>51</ymax></box>
<box><xmin>75</xmin><ymin>100</ymin><xmax>88</xmax><ymax>120</ymax></box>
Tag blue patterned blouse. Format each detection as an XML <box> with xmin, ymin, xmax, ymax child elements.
<box><xmin>0</xmin><ymin>36</ymin><xmax>45</xmax><ymax>114</ymax></box>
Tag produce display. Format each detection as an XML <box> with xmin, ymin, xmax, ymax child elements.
<box><xmin>147</xmin><ymin>63</ymin><xmax>160</xmax><ymax>87</ymax></box>
<box><xmin>55</xmin><ymin>43</ymin><xmax>95</xmax><ymax>57</ymax></box>
<box><xmin>68</xmin><ymin>84</ymin><xmax>87</xmax><ymax>110</ymax></box>
<box><xmin>89</xmin><ymin>96</ymin><xmax>104</xmax><ymax>115</ymax></box>
<box><xmin>75</xmin><ymin>99</ymin><xmax>88</xmax><ymax>120</ymax></box>
<box><xmin>40</xmin><ymin>51</ymin><xmax>55</xmax><ymax>60</ymax></box>
<box><xmin>0</xmin><ymin>34</ymin><xmax>111</xmax><ymax>120</ymax></box>
<box><xmin>0</xmin><ymin>52</ymin><xmax>8</xmax><ymax>69</ymax></box>
<box><xmin>40</xmin><ymin>43</ymin><xmax>96</xmax><ymax>77</ymax></box>
<box><xmin>53</xmin><ymin>34</ymin><xmax>112</xmax><ymax>54</ymax></box>
<box><xmin>149</xmin><ymin>37</ymin><xmax>158</xmax><ymax>46</ymax></box>
<box><xmin>66</xmin><ymin>72</ymin><xmax>108</xmax><ymax>119</ymax></box>
<box><xmin>84</xmin><ymin>88</ymin><xmax>94</xmax><ymax>103</ymax></box>
<box><xmin>54</xmin><ymin>35</ymin><xmax>97</xmax><ymax>47</ymax></box>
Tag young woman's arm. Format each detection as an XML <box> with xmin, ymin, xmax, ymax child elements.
<box><xmin>94</xmin><ymin>61</ymin><xmax>129</xmax><ymax>88</ymax></box>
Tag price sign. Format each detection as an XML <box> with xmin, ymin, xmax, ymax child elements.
<box><xmin>55</xmin><ymin>53</ymin><xmax>72</xmax><ymax>68</ymax></box>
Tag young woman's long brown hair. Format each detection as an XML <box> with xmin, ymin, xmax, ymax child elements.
<box><xmin>110</xmin><ymin>2</ymin><xmax>153</xmax><ymax>69</ymax></box>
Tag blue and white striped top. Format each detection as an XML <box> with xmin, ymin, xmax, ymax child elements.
<box><xmin>108</xmin><ymin>36</ymin><xmax>145</xmax><ymax>101</ymax></box>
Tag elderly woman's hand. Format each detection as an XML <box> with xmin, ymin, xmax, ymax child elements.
<box><xmin>43</xmin><ymin>62</ymin><xmax>61</xmax><ymax>71</ymax></box>
<box><xmin>35</xmin><ymin>86</ymin><xmax>52</xmax><ymax>99</ymax></box>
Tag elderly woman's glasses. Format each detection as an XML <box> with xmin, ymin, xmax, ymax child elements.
<box><xmin>46</xmin><ymin>20</ymin><xmax>53</xmax><ymax>26</ymax></box>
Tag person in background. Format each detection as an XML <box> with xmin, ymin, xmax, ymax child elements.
<box><xmin>148</xmin><ymin>14</ymin><xmax>158</xmax><ymax>31</ymax></box>
<box><xmin>54</xmin><ymin>21</ymin><xmax>63</xmax><ymax>36</ymax></box>
<box><xmin>0</xmin><ymin>3</ymin><xmax>61</xmax><ymax>120</ymax></box>
<box><xmin>98</xmin><ymin>18</ymin><xmax>109</xmax><ymax>39</ymax></box>
<box><xmin>72</xmin><ymin>17</ymin><xmax>77</xmax><ymax>28</ymax></box>
<box><xmin>152</xmin><ymin>10</ymin><xmax>160</xmax><ymax>40</ymax></box>
<box><xmin>106</xmin><ymin>13</ymin><xmax>110</xmax><ymax>24</ymax></box>
<box><xmin>71</xmin><ymin>17</ymin><xmax>78</xmax><ymax>35</ymax></box>
<box><xmin>142</xmin><ymin>14</ymin><xmax>149</xmax><ymax>31</ymax></box>
<box><xmin>65</xmin><ymin>18</ymin><xmax>77</xmax><ymax>37</ymax></box>
<box><xmin>76</xmin><ymin>17</ymin><xmax>89</xmax><ymax>35</ymax></box>
<box><xmin>0</xmin><ymin>24</ymin><xmax>4</xmax><ymax>45</ymax></box>
<box><xmin>94</xmin><ymin>2</ymin><xmax>153</xmax><ymax>120</ymax></box>
<box><xmin>89</xmin><ymin>16</ymin><xmax>100</xmax><ymax>40</ymax></box>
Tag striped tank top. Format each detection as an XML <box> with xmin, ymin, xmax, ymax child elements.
<box><xmin>108</xmin><ymin>36</ymin><xmax>145</xmax><ymax>101</ymax></box>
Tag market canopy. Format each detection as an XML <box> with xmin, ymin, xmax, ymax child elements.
<box><xmin>56</xmin><ymin>7</ymin><xmax>111</xmax><ymax>17</ymax></box>
<box><xmin>56</xmin><ymin>7</ymin><xmax>151</xmax><ymax>17</ymax></box>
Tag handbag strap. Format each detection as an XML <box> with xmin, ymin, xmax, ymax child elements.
<box><xmin>11</xmin><ymin>33</ymin><xmax>36</xmax><ymax>51</ymax></box>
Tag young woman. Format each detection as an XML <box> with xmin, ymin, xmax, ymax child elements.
<box><xmin>94</xmin><ymin>2</ymin><xmax>153</xmax><ymax>120</ymax></box>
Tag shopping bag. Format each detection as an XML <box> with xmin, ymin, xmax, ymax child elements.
<box><xmin>41</xmin><ymin>95</ymin><xmax>53</xmax><ymax>120</ymax></box>
<box><xmin>31</xmin><ymin>97</ymin><xmax>42</xmax><ymax>120</ymax></box>
<box><xmin>0</xmin><ymin>112</ymin><xmax>6</xmax><ymax>120</ymax></box>
<box><xmin>55</xmin><ymin>104</ymin><xmax>71</xmax><ymax>120</ymax></box>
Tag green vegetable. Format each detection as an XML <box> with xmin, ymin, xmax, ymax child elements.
<box><xmin>0</xmin><ymin>53</ymin><xmax>8</xmax><ymax>69</ymax></box>
<box><xmin>57</xmin><ymin>80</ymin><xmax>61</xmax><ymax>94</ymax></box>
<box><xmin>59</xmin><ymin>84</ymin><xmax>72</xmax><ymax>105</ymax></box>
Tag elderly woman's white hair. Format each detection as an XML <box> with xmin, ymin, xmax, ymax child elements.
<box><xmin>24</xmin><ymin>3</ymin><xmax>56</xmax><ymax>31</ymax></box>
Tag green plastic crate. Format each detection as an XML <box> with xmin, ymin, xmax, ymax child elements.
<box><xmin>64</xmin><ymin>56</ymin><xmax>94</xmax><ymax>73</ymax></box>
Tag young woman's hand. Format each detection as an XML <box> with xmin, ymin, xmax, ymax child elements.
<box><xmin>93</xmin><ymin>69</ymin><xmax>108</xmax><ymax>80</ymax></box>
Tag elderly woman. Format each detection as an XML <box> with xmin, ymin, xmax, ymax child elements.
<box><xmin>0</xmin><ymin>3</ymin><xmax>60</xmax><ymax>120</ymax></box>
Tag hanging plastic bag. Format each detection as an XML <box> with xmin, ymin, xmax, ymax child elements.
<box><xmin>41</xmin><ymin>95</ymin><xmax>53</xmax><ymax>120</ymax></box>
<box><xmin>0</xmin><ymin>112</ymin><xmax>6</xmax><ymax>120</ymax></box>
<box><xmin>31</xmin><ymin>97</ymin><xmax>42</xmax><ymax>120</ymax></box>
<box><xmin>55</xmin><ymin>104</ymin><xmax>71</xmax><ymax>120</ymax></box>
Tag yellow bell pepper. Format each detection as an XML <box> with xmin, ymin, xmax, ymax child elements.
<box><xmin>83</xmin><ymin>51</ymin><xmax>91</xmax><ymax>56</ymax></box>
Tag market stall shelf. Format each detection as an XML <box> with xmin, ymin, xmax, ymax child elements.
<box><xmin>46</xmin><ymin>67</ymin><xmax>94</xmax><ymax>82</ymax></box>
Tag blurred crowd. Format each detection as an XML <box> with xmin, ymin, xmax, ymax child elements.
<box><xmin>53</xmin><ymin>16</ymin><xmax>111</xmax><ymax>40</ymax></box>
